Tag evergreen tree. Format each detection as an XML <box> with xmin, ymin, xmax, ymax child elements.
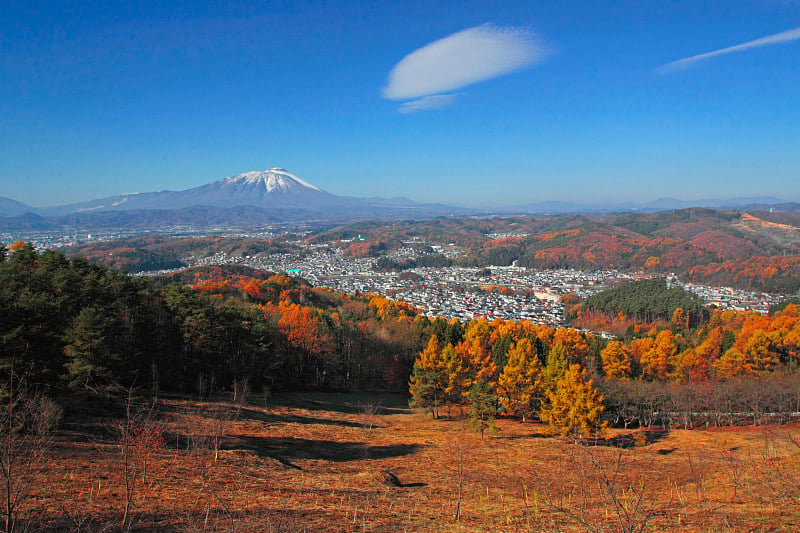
<box><xmin>63</xmin><ymin>307</ymin><xmax>116</xmax><ymax>393</ymax></box>
<box><xmin>467</xmin><ymin>379</ymin><xmax>497</xmax><ymax>439</ymax></box>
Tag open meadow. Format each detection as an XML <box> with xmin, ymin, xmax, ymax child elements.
<box><xmin>16</xmin><ymin>392</ymin><xmax>800</xmax><ymax>532</ymax></box>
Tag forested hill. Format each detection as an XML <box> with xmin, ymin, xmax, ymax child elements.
<box><xmin>58</xmin><ymin>209</ymin><xmax>800</xmax><ymax>293</ymax></box>
<box><xmin>584</xmin><ymin>278</ymin><xmax>706</xmax><ymax>327</ymax></box>
<box><xmin>308</xmin><ymin>209</ymin><xmax>800</xmax><ymax>292</ymax></box>
<box><xmin>0</xmin><ymin>242</ymin><xmax>434</xmax><ymax>397</ymax></box>
<box><xmin>6</xmin><ymin>240</ymin><xmax>800</xmax><ymax>436</ymax></box>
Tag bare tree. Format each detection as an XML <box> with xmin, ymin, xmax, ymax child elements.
<box><xmin>753</xmin><ymin>427</ymin><xmax>800</xmax><ymax>507</ymax></box>
<box><xmin>533</xmin><ymin>441</ymin><xmax>657</xmax><ymax>533</ymax></box>
<box><xmin>117</xmin><ymin>388</ymin><xmax>163</xmax><ymax>531</ymax></box>
<box><xmin>208</xmin><ymin>406</ymin><xmax>229</xmax><ymax>464</ymax></box>
<box><xmin>0</xmin><ymin>369</ymin><xmax>61</xmax><ymax>533</ymax></box>
<box><xmin>232</xmin><ymin>377</ymin><xmax>250</xmax><ymax>408</ymax></box>
<box><xmin>358</xmin><ymin>400</ymin><xmax>381</xmax><ymax>433</ymax></box>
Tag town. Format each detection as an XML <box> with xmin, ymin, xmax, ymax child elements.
<box><xmin>4</xmin><ymin>227</ymin><xmax>787</xmax><ymax>326</ymax></box>
<box><xmin>184</xmin><ymin>242</ymin><xmax>786</xmax><ymax>324</ymax></box>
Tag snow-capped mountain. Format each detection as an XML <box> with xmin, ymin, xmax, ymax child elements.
<box><xmin>1</xmin><ymin>168</ymin><xmax>477</xmax><ymax>229</ymax></box>
<box><xmin>218</xmin><ymin>169</ymin><xmax>322</xmax><ymax>193</ymax></box>
<box><xmin>41</xmin><ymin>168</ymin><xmax>350</xmax><ymax>215</ymax></box>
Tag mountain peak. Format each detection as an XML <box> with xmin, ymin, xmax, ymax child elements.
<box><xmin>220</xmin><ymin>169</ymin><xmax>321</xmax><ymax>193</ymax></box>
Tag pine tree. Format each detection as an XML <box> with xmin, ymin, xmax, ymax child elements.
<box><xmin>466</xmin><ymin>379</ymin><xmax>497</xmax><ymax>440</ymax></box>
<box><xmin>63</xmin><ymin>307</ymin><xmax>115</xmax><ymax>393</ymax></box>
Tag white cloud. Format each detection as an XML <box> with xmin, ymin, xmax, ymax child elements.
<box><xmin>657</xmin><ymin>26</ymin><xmax>800</xmax><ymax>73</ymax></box>
<box><xmin>383</xmin><ymin>24</ymin><xmax>549</xmax><ymax>111</ymax></box>
<box><xmin>398</xmin><ymin>94</ymin><xmax>456</xmax><ymax>114</ymax></box>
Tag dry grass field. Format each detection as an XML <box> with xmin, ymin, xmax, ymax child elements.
<box><xmin>18</xmin><ymin>392</ymin><xmax>800</xmax><ymax>532</ymax></box>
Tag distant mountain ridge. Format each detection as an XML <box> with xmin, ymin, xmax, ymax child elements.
<box><xmin>0</xmin><ymin>169</ymin><xmax>478</xmax><ymax>228</ymax></box>
<box><xmin>38</xmin><ymin>169</ymin><xmax>352</xmax><ymax>215</ymax></box>
<box><xmin>507</xmin><ymin>196</ymin><xmax>798</xmax><ymax>214</ymax></box>
<box><xmin>1</xmin><ymin>168</ymin><xmax>798</xmax><ymax>225</ymax></box>
<box><xmin>0</xmin><ymin>197</ymin><xmax>35</xmax><ymax>217</ymax></box>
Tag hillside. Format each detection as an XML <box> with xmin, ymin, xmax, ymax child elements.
<box><xmin>56</xmin><ymin>208</ymin><xmax>800</xmax><ymax>292</ymax></box>
<box><xmin>18</xmin><ymin>392</ymin><xmax>800</xmax><ymax>532</ymax></box>
<box><xmin>310</xmin><ymin>210</ymin><xmax>800</xmax><ymax>292</ymax></box>
<box><xmin>5</xmin><ymin>239</ymin><xmax>800</xmax><ymax>531</ymax></box>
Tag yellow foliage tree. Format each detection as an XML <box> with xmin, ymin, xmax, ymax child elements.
<box><xmin>640</xmin><ymin>330</ymin><xmax>677</xmax><ymax>381</ymax></box>
<box><xmin>713</xmin><ymin>347</ymin><xmax>747</xmax><ymax>379</ymax></box>
<box><xmin>409</xmin><ymin>335</ymin><xmax>448</xmax><ymax>418</ymax></box>
<box><xmin>671</xmin><ymin>306</ymin><xmax>689</xmax><ymax>330</ymax></box>
<box><xmin>541</xmin><ymin>341</ymin><xmax>569</xmax><ymax>395</ymax></box>
<box><xmin>458</xmin><ymin>318</ymin><xmax>497</xmax><ymax>387</ymax></box>
<box><xmin>540</xmin><ymin>364</ymin><xmax>605</xmax><ymax>437</ymax></box>
<box><xmin>497</xmin><ymin>338</ymin><xmax>542</xmax><ymax>421</ymax></box>
<box><xmin>742</xmin><ymin>329</ymin><xmax>779</xmax><ymax>374</ymax></box>
<box><xmin>553</xmin><ymin>328</ymin><xmax>591</xmax><ymax>365</ymax></box>
<box><xmin>443</xmin><ymin>343</ymin><xmax>470</xmax><ymax>411</ymax></box>
<box><xmin>600</xmin><ymin>340</ymin><xmax>632</xmax><ymax>380</ymax></box>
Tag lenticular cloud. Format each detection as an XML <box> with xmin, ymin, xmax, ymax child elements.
<box><xmin>383</xmin><ymin>24</ymin><xmax>548</xmax><ymax>105</ymax></box>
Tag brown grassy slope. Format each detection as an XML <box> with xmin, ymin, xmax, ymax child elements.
<box><xmin>23</xmin><ymin>393</ymin><xmax>800</xmax><ymax>532</ymax></box>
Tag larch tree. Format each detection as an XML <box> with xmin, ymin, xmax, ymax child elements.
<box><xmin>742</xmin><ymin>329</ymin><xmax>779</xmax><ymax>374</ymax></box>
<box><xmin>442</xmin><ymin>343</ymin><xmax>469</xmax><ymax>413</ymax></box>
<box><xmin>542</xmin><ymin>341</ymin><xmax>569</xmax><ymax>395</ymax></box>
<box><xmin>671</xmin><ymin>306</ymin><xmax>690</xmax><ymax>331</ymax></box>
<box><xmin>408</xmin><ymin>335</ymin><xmax>448</xmax><ymax>418</ymax></box>
<box><xmin>713</xmin><ymin>347</ymin><xmax>747</xmax><ymax>379</ymax></box>
<box><xmin>459</xmin><ymin>319</ymin><xmax>498</xmax><ymax>387</ymax></box>
<box><xmin>540</xmin><ymin>364</ymin><xmax>605</xmax><ymax>438</ymax></box>
<box><xmin>553</xmin><ymin>328</ymin><xmax>591</xmax><ymax>366</ymax></box>
<box><xmin>466</xmin><ymin>379</ymin><xmax>497</xmax><ymax>440</ymax></box>
<box><xmin>673</xmin><ymin>349</ymin><xmax>711</xmax><ymax>383</ymax></box>
<box><xmin>497</xmin><ymin>338</ymin><xmax>541</xmax><ymax>421</ymax></box>
<box><xmin>640</xmin><ymin>330</ymin><xmax>677</xmax><ymax>381</ymax></box>
<box><xmin>600</xmin><ymin>340</ymin><xmax>632</xmax><ymax>380</ymax></box>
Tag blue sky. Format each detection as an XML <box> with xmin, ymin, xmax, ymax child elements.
<box><xmin>1</xmin><ymin>1</ymin><xmax>799</xmax><ymax>208</ymax></box>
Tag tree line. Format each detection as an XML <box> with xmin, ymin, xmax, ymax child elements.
<box><xmin>409</xmin><ymin>297</ymin><xmax>800</xmax><ymax>436</ymax></box>
<box><xmin>0</xmin><ymin>242</ymin><xmax>442</xmax><ymax>398</ymax></box>
<box><xmin>4</xmin><ymin>240</ymin><xmax>800</xmax><ymax>437</ymax></box>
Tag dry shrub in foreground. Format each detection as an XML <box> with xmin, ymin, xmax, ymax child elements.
<box><xmin>0</xmin><ymin>370</ymin><xmax>61</xmax><ymax>533</ymax></box>
<box><xmin>528</xmin><ymin>440</ymin><xmax>659</xmax><ymax>533</ymax></box>
<box><xmin>12</xmin><ymin>393</ymin><xmax>800</xmax><ymax>532</ymax></box>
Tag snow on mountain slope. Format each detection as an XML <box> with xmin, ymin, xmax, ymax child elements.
<box><xmin>218</xmin><ymin>169</ymin><xmax>322</xmax><ymax>193</ymax></box>
<box><xmin>41</xmin><ymin>168</ymin><xmax>348</xmax><ymax>214</ymax></box>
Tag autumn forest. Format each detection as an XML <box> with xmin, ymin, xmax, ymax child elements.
<box><xmin>3</xmin><ymin>207</ymin><xmax>800</xmax><ymax>531</ymax></box>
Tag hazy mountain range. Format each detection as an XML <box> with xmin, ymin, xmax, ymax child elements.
<box><xmin>1</xmin><ymin>169</ymin><xmax>798</xmax><ymax>229</ymax></box>
<box><xmin>0</xmin><ymin>169</ymin><xmax>474</xmax><ymax>228</ymax></box>
<box><xmin>505</xmin><ymin>197</ymin><xmax>800</xmax><ymax>215</ymax></box>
